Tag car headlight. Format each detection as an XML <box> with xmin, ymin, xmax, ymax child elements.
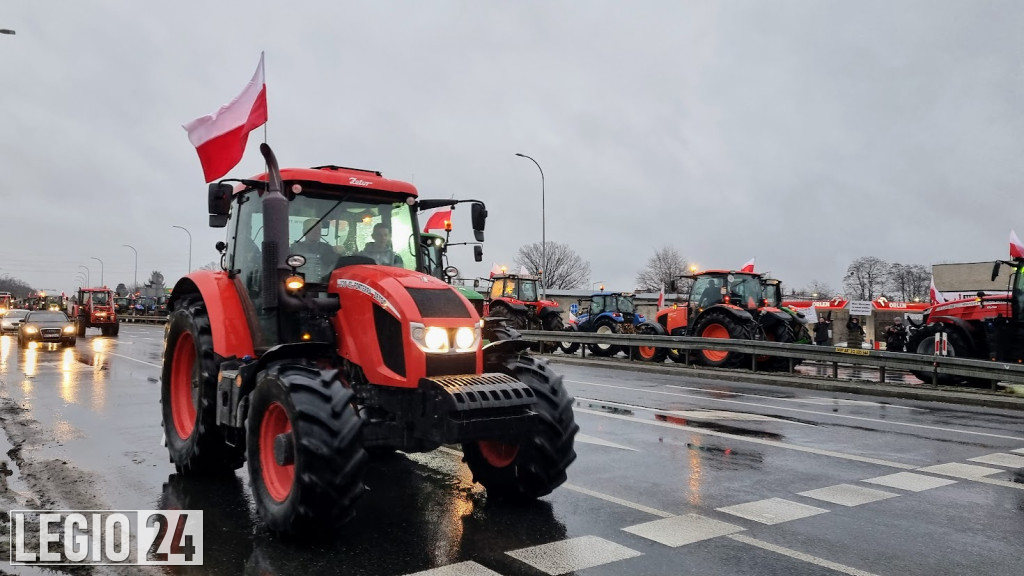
<box><xmin>63</xmin><ymin>326</ymin><xmax>75</xmax><ymax>334</ymax></box>
<box><xmin>24</xmin><ymin>326</ymin><xmax>37</xmax><ymax>334</ymax></box>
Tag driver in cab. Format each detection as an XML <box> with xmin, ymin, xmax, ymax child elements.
<box><xmin>359</xmin><ymin>223</ymin><xmax>404</xmax><ymax>267</ymax></box>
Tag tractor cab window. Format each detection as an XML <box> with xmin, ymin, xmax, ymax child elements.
<box><xmin>1014</xmin><ymin>268</ymin><xmax>1024</xmax><ymax>320</ymax></box>
<box><xmin>613</xmin><ymin>295</ymin><xmax>635</xmax><ymax>314</ymax></box>
<box><xmin>763</xmin><ymin>283</ymin><xmax>780</xmax><ymax>307</ymax></box>
<box><xmin>503</xmin><ymin>279</ymin><xmax>517</xmax><ymax>298</ymax></box>
<box><xmin>490</xmin><ymin>279</ymin><xmax>506</xmax><ymax>299</ymax></box>
<box><xmin>90</xmin><ymin>292</ymin><xmax>110</xmax><ymax>305</ymax></box>
<box><xmin>519</xmin><ymin>279</ymin><xmax>538</xmax><ymax>302</ymax></box>
<box><xmin>421</xmin><ymin>235</ymin><xmax>445</xmax><ymax>280</ymax></box>
<box><xmin>691</xmin><ymin>277</ymin><xmax>723</xmax><ymax>308</ymax></box>
<box><xmin>728</xmin><ymin>275</ymin><xmax>761</xmax><ymax>309</ymax></box>
<box><xmin>591</xmin><ymin>295</ymin><xmax>605</xmax><ymax>315</ymax></box>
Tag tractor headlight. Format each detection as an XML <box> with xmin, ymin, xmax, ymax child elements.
<box><xmin>410</xmin><ymin>322</ymin><xmax>449</xmax><ymax>353</ymax></box>
<box><xmin>285</xmin><ymin>275</ymin><xmax>305</xmax><ymax>292</ymax></box>
<box><xmin>454</xmin><ymin>326</ymin><xmax>478</xmax><ymax>351</ymax></box>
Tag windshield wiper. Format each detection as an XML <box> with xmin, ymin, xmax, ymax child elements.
<box><xmin>300</xmin><ymin>195</ymin><xmax>350</xmax><ymax>240</ymax></box>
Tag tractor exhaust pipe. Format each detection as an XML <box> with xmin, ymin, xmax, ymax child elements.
<box><xmin>260</xmin><ymin>143</ymin><xmax>288</xmax><ymax>311</ymax></box>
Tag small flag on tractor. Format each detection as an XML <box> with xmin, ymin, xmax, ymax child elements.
<box><xmin>489</xmin><ymin>263</ymin><xmax>502</xmax><ymax>278</ymax></box>
<box><xmin>1011</xmin><ymin>230</ymin><xmax>1024</xmax><ymax>259</ymax></box>
<box><xmin>929</xmin><ymin>277</ymin><xmax>945</xmax><ymax>305</ymax></box>
<box><xmin>657</xmin><ymin>284</ymin><xmax>665</xmax><ymax>309</ymax></box>
<box><xmin>741</xmin><ymin>258</ymin><xmax>755</xmax><ymax>273</ymax></box>
<box><xmin>423</xmin><ymin>209</ymin><xmax>452</xmax><ymax>232</ymax></box>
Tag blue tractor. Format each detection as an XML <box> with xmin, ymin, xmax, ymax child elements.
<box><xmin>560</xmin><ymin>291</ymin><xmax>647</xmax><ymax>357</ymax></box>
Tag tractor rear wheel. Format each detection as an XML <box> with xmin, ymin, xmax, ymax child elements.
<box><xmin>907</xmin><ymin>326</ymin><xmax>970</xmax><ymax>386</ymax></box>
<box><xmin>76</xmin><ymin>320</ymin><xmax>85</xmax><ymax>337</ymax></box>
<box><xmin>463</xmin><ymin>355</ymin><xmax>577</xmax><ymax>501</ymax></box>
<box><xmin>634</xmin><ymin>322</ymin><xmax>668</xmax><ymax>363</ymax></box>
<box><xmin>161</xmin><ymin>296</ymin><xmax>245</xmax><ymax>474</ymax></box>
<box><xmin>693</xmin><ymin>310</ymin><xmax>752</xmax><ymax>368</ymax></box>
<box><xmin>559</xmin><ymin>325</ymin><xmax>580</xmax><ymax>355</ymax></box>
<box><xmin>110</xmin><ymin>322</ymin><xmax>120</xmax><ymax>336</ymax></box>
<box><xmin>757</xmin><ymin>321</ymin><xmax>799</xmax><ymax>371</ymax></box>
<box><xmin>587</xmin><ymin>317</ymin><xmax>621</xmax><ymax>357</ymax></box>
<box><xmin>247</xmin><ymin>363</ymin><xmax>367</xmax><ymax>535</ymax></box>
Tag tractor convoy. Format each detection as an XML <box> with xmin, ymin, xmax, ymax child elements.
<box><xmin>561</xmin><ymin>290</ymin><xmax>647</xmax><ymax>357</ymax></box>
<box><xmin>160</xmin><ymin>144</ymin><xmax>578</xmax><ymax>535</ymax></box>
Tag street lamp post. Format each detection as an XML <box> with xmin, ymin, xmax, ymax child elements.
<box><xmin>122</xmin><ymin>244</ymin><xmax>138</xmax><ymax>291</ymax></box>
<box><xmin>91</xmin><ymin>257</ymin><xmax>104</xmax><ymax>286</ymax></box>
<box><xmin>515</xmin><ymin>153</ymin><xmax>545</xmax><ymax>298</ymax></box>
<box><xmin>78</xmin><ymin>265</ymin><xmax>90</xmax><ymax>287</ymax></box>
<box><xmin>172</xmin><ymin>226</ymin><xmax>192</xmax><ymax>274</ymax></box>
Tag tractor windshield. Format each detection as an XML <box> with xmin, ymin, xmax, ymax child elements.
<box><xmin>763</xmin><ymin>283</ymin><xmax>780</xmax><ymax>306</ymax></box>
<box><xmin>519</xmin><ymin>279</ymin><xmax>538</xmax><ymax>301</ymax></box>
<box><xmin>89</xmin><ymin>292</ymin><xmax>110</xmax><ymax>305</ymax></box>
<box><xmin>1014</xmin><ymin>267</ymin><xmax>1024</xmax><ymax>320</ymax></box>
<box><xmin>728</xmin><ymin>275</ymin><xmax>762</xmax><ymax>309</ymax></box>
<box><xmin>613</xmin><ymin>295</ymin><xmax>635</xmax><ymax>313</ymax></box>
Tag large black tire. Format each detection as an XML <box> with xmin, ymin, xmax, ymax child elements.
<box><xmin>462</xmin><ymin>355</ymin><xmax>577</xmax><ymax>501</ymax></box>
<box><xmin>559</xmin><ymin>325</ymin><xmax>580</xmax><ymax>355</ymax></box>
<box><xmin>161</xmin><ymin>296</ymin><xmax>245</xmax><ymax>474</ymax></box>
<box><xmin>587</xmin><ymin>316</ymin><xmax>621</xmax><ymax>357</ymax></box>
<box><xmin>667</xmin><ymin>348</ymin><xmax>685</xmax><ymax>363</ymax></box>
<box><xmin>693</xmin><ymin>309</ymin><xmax>752</xmax><ymax>368</ymax></box>
<box><xmin>110</xmin><ymin>322</ymin><xmax>120</xmax><ymax>337</ymax></box>
<box><xmin>247</xmin><ymin>363</ymin><xmax>367</xmax><ymax>535</ymax></box>
<box><xmin>907</xmin><ymin>325</ymin><xmax>971</xmax><ymax>385</ymax></box>
<box><xmin>757</xmin><ymin>321</ymin><xmax>800</xmax><ymax>371</ymax></box>
<box><xmin>76</xmin><ymin>319</ymin><xmax>86</xmax><ymax>337</ymax></box>
<box><xmin>634</xmin><ymin>321</ymin><xmax>668</xmax><ymax>363</ymax></box>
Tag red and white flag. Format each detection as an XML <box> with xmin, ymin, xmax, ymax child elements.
<box><xmin>1011</xmin><ymin>230</ymin><xmax>1024</xmax><ymax>259</ymax></box>
<box><xmin>489</xmin><ymin>263</ymin><xmax>502</xmax><ymax>278</ymax></box>
<box><xmin>740</xmin><ymin>258</ymin><xmax>755</xmax><ymax>273</ymax></box>
<box><xmin>423</xmin><ymin>209</ymin><xmax>452</xmax><ymax>232</ymax></box>
<box><xmin>929</xmin><ymin>276</ymin><xmax>945</xmax><ymax>305</ymax></box>
<box><xmin>657</xmin><ymin>284</ymin><xmax>665</xmax><ymax>309</ymax></box>
<box><xmin>184</xmin><ymin>53</ymin><xmax>268</xmax><ymax>183</ymax></box>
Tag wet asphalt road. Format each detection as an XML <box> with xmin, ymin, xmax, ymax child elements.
<box><xmin>0</xmin><ymin>325</ymin><xmax>1023</xmax><ymax>576</ymax></box>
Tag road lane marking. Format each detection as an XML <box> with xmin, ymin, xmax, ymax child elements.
<box><xmin>967</xmin><ymin>452</ymin><xmax>1024</xmax><ymax>468</ymax></box>
<box><xmin>567</xmin><ymin>379</ymin><xmax>1024</xmax><ymax>441</ymax></box>
<box><xmin>726</xmin><ymin>534</ymin><xmax>880</xmax><ymax>576</ymax></box>
<box><xmin>575</xmin><ymin>433</ymin><xmax>638</xmax><ymax>451</ymax></box>
<box><xmin>404</xmin><ymin>561</ymin><xmax>504</xmax><ymax>576</ymax></box>
<box><xmin>861</xmin><ymin>472</ymin><xmax>957</xmax><ymax>492</ymax></box>
<box><xmin>107</xmin><ymin>352</ymin><xmax>161</xmax><ymax>368</ymax></box>
<box><xmin>561</xmin><ymin>483</ymin><xmax>676</xmax><ymax>518</ymax></box>
<box><xmin>574</xmin><ymin>403</ymin><xmax>918</xmax><ymax>470</ymax></box>
<box><xmin>668</xmin><ymin>409</ymin><xmax>812</xmax><ymax>425</ymax></box>
<box><xmin>506</xmin><ymin>535</ymin><xmax>641</xmax><ymax>575</ymax></box>
<box><xmin>797</xmin><ymin>484</ymin><xmax>899</xmax><ymax>507</ymax></box>
<box><xmin>716</xmin><ymin>497</ymin><xmax>829</xmax><ymax>525</ymax></box>
<box><xmin>1012</xmin><ymin>448</ymin><xmax>1024</xmax><ymax>454</ymax></box>
<box><xmin>916</xmin><ymin>462</ymin><xmax>1002</xmax><ymax>478</ymax></box>
<box><xmin>623</xmin><ymin>514</ymin><xmax>743</xmax><ymax>547</ymax></box>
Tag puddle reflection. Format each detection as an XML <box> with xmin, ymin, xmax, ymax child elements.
<box><xmin>655</xmin><ymin>413</ymin><xmax>783</xmax><ymax>440</ymax></box>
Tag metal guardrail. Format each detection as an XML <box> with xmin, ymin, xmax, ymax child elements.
<box><xmin>518</xmin><ymin>329</ymin><xmax>1024</xmax><ymax>386</ymax></box>
<box><xmin>119</xmin><ymin>315</ymin><xmax>168</xmax><ymax>325</ymax></box>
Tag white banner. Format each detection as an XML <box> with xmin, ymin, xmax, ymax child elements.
<box><xmin>848</xmin><ymin>300</ymin><xmax>873</xmax><ymax>316</ymax></box>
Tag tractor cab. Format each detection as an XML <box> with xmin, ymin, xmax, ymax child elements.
<box><xmin>987</xmin><ymin>259</ymin><xmax>1024</xmax><ymax>362</ymax></box>
<box><xmin>419</xmin><ymin>232</ymin><xmax>486</xmax><ymax>317</ymax></box>
<box><xmin>488</xmin><ymin>274</ymin><xmax>540</xmax><ymax>304</ymax></box>
<box><xmin>577</xmin><ymin>291</ymin><xmax>644</xmax><ymax>328</ymax></box>
<box><xmin>484</xmin><ymin>273</ymin><xmax>563</xmax><ymax>332</ymax></box>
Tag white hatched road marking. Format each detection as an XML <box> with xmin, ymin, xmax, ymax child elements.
<box><xmin>727</xmin><ymin>534</ymin><xmax>880</xmax><ymax>576</ymax></box>
<box><xmin>916</xmin><ymin>462</ymin><xmax>1003</xmax><ymax>479</ymax></box>
<box><xmin>506</xmin><ymin>535</ymin><xmax>641</xmax><ymax>575</ymax></box>
<box><xmin>567</xmin><ymin>379</ymin><xmax>1024</xmax><ymax>441</ymax></box>
<box><xmin>574</xmin><ymin>404</ymin><xmax>918</xmax><ymax>470</ymax></box>
<box><xmin>107</xmin><ymin>352</ymin><xmax>161</xmax><ymax>368</ymax></box>
<box><xmin>574</xmin><ymin>433</ymin><xmax>637</xmax><ymax>451</ymax></box>
<box><xmin>561</xmin><ymin>483</ymin><xmax>675</xmax><ymax>517</ymax></box>
<box><xmin>623</xmin><ymin>514</ymin><xmax>743</xmax><ymax>547</ymax></box>
<box><xmin>861</xmin><ymin>472</ymin><xmax>957</xmax><ymax>492</ymax></box>
<box><xmin>668</xmin><ymin>409</ymin><xmax>813</xmax><ymax>425</ymax></box>
<box><xmin>797</xmin><ymin>484</ymin><xmax>898</xmax><ymax>507</ymax></box>
<box><xmin>404</xmin><ymin>561</ymin><xmax>504</xmax><ymax>576</ymax></box>
<box><xmin>967</xmin><ymin>452</ymin><xmax>1024</xmax><ymax>468</ymax></box>
<box><xmin>1012</xmin><ymin>448</ymin><xmax>1024</xmax><ymax>455</ymax></box>
<box><xmin>716</xmin><ymin>497</ymin><xmax>829</xmax><ymax>525</ymax></box>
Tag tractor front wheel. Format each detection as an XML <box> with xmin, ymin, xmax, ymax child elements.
<box><xmin>559</xmin><ymin>325</ymin><xmax>580</xmax><ymax>355</ymax></box>
<box><xmin>463</xmin><ymin>355</ymin><xmax>577</xmax><ymax>501</ymax></box>
<box><xmin>247</xmin><ymin>363</ymin><xmax>367</xmax><ymax>535</ymax></box>
<box><xmin>634</xmin><ymin>322</ymin><xmax>668</xmax><ymax>363</ymax></box>
<box><xmin>907</xmin><ymin>326</ymin><xmax>971</xmax><ymax>386</ymax></box>
<box><xmin>587</xmin><ymin>317</ymin><xmax>621</xmax><ymax>357</ymax></box>
<box><xmin>161</xmin><ymin>296</ymin><xmax>245</xmax><ymax>474</ymax></box>
<box><xmin>76</xmin><ymin>320</ymin><xmax>86</xmax><ymax>337</ymax></box>
<box><xmin>757</xmin><ymin>321</ymin><xmax>799</xmax><ymax>371</ymax></box>
<box><xmin>693</xmin><ymin>310</ymin><xmax>752</xmax><ymax>368</ymax></box>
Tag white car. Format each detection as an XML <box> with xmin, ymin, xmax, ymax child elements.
<box><xmin>1</xmin><ymin>309</ymin><xmax>29</xmax><ymax>333</ymax></box>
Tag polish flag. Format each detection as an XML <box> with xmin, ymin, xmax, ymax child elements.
<box><xmin>929</xmin><ymin>276</ymin><xmax>945</xmax><ymax>305</ymax></box>
<box><xmin>519</xmin><ymin>265</ymin><xmax>531</xmax><ymax>276</ymax></box>
<box><xmin>489</xmin><ymin>263</ymin><xmax>502</xmax><ymax>278</ymax></box>
<box><xmin>423</xmin><ymin>209</ymin><xmax>452</xmax><ymax>232</ymax></box>
<box><xmin>657</xmin><ymin>284</ymin><xmax>665</xmax><ymax>309</ymax></box>
<box><xmin>184</xmin><ymin>53</ymin><xmax>268</xmax><ymax>183</ymax></box>
<box><xmin>740</xmin><ymin>258</ymin><xmax>755</xmax><ymax>273</ymax></box>
<box><xmin>1011</xmin><ymin>230</ymin><xmax>1024</xmax><ymax>259</ymax></box>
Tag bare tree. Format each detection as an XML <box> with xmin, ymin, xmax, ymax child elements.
<box><xmin>514</xmin><ymin>242</ymin><xmax>590</xmax><ymax>289</ymax></box>
<box><xmin>0</xmin><ymin>274</ymin><xmax>35</xmax><ymax>299</ymax></box>
<box><xmin>887</xmin><ymin>263</ymin><xmax>930</xmax><ymax>301</ymax></box>
<box><xmin>804</xmin><ymin>280</ymin><xmax>836</xmax><ymax>299</ymax></box>
<box><xmin>843</xmin><ymin>257</ymin><xmax>889</xmax><ymax>300</ymax></box>
<box><xmin>635</xmin><ymin>246</ymin><xmax>690</xmax><ymax>292</ymax></box>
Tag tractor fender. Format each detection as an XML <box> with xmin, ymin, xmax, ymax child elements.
<box><xmin>539</xmin><ymin>305</ymin><xmax>563</xmax><ymax>318</ymax></box>
<box><xmin>169</xmin><ymin>272</ymin><xmax>255</xmax><ymax>359</ymax></box>
<box><xmin>504</xmin><ymin>302</ymin><xmax>530</xmax><ymax>313</ymax></box>
<box><xmin>638</xmin><ymin>320</ymin><xmax>667</xmax><ymax>335</ymax></box>
<box><xmin>759</xmin><ymin>310</ymin><xmax>792</xmax><ymax>326</ymax></box>
<box><xmin>926</xmin><ymin>316</ymin><xmax>982</xmax><ymax>351</ymax></box>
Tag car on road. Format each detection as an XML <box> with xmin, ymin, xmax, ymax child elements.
<box><xmin>18</xmin><ymin>310</ymin><xmax>77</xmax><ymax>348</ymax></box>
<box><xmin>1</xmin><ymin>309</ymin><xmax>29</xmax><ymax>334</ymax></box>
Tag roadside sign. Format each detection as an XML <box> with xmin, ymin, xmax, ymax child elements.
<box><xmin>569</xmin><ymin>303</ymin><xmax>579</xmax><ymax>315</ymax></box>
<box><xmin>848</xmin><ymin>300</ymin><xmax>873</xmax><ymax>316</ymax></box>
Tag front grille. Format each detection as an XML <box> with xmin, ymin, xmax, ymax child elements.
<box><xmin>407</xmin><ymin>288</ymin><xmax>471</xmax><ymax>318</ymax></box>
<box><xmin>426</xmin><ymin>353</ymin><xmax>476</xmax><ymax>377</ymax></box>
<box><xmin>374</xmin><ymin>306</ymin><xmax>405</xmax><ymax>376</ymax></box>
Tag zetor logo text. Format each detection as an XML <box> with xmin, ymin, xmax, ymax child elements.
<box><xmin>348</xmin><ymin>177</ymin><xmax>372</xmax><ymax>186</ymax></box>
<box><xmin>9</xmin><ymin>510</ymin><xmax>203</xmax><ymax>566</ymax></box>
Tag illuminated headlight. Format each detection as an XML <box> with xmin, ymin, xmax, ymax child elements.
<box><xmin>24</xmin><ymin>326</ymin><xmax>37</xmax><ymax>334</ymax></box>
<box><xmin>63</xmin><ymin>326</ymin><xmax>75</xmax><ymax>334</ymax></box>
<box><xmin>97</xmin><ymin>312</ymin><xmax>107</xmax><ymax>317</ymax></box>
<box><xmin>285</xmin><ymin>275</ymin><xmax>305</xmax><ymax>292</ymax></box>
<box><xmin>454</xmin><ymin>326</ymin><xmax>479</xmax><ymax>351</ymax></box>
<box><xmin>410</xmin><ymin>322</ymin><xmax>449</xmax><ymax>353</ymax></box>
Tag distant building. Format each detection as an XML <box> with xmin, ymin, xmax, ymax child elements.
<box><xmin>932</xmin><ymin>261</ymin><xmax>1013</xmax><ymax>301</ymax></box>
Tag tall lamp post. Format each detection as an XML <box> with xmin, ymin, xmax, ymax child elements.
<box><xmin>78</xmin><ymin>265</ymin><xmax>90</xmax><ymax>287</ymax></box>
<box><xmin>122</xmin><ymin>244</ymin><xmax>138</xmax><ymax>291</ymax></box>
<box><xmin>172</xmin><ymin>226</ymin><xmax>192</xmax><ymax>274</ymax></box>
<box><xmin>91</xmin><ymin>257</ymin><xmax>104</xmax><ymax>286</ymax></box>
<box><xmin>514</xmin><ymin>153</ymin><xmax>546</xmax><ymax>298</ymax></box>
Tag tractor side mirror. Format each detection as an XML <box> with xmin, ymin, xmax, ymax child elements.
<box><xmin>208</xmin><ymin>183</ymin><xmax>233</xmax><ymax>215</ymax></box>
<box><xmin>471</xmin><ymin>202</ymin><xmax>487</xmax><ymax>242</ymax></box>
<box><xmin>210</xmin><ymin>214</ymin><xmax>228</xmax><ymax>228</ymax></box>
<box><xmin>474</xmin><ymin>245</ymin><xmax>483</xmax><ymax>262</ymax></box>
<box><xmin>991</xmin><ymin>261</ymin><xmax>1001</xmax><ymax>282</ymax></box>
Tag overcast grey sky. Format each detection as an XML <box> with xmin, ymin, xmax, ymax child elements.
<box><xmin>2</xmin><ymin>1</ymin><xmax>1023</xmax><ymax>296</ymax></box>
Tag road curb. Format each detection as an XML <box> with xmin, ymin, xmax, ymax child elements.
<box><xmin>543</xmin><ymin>355</ymin><xmax>1024</xmax><ymax>411</ymax></box>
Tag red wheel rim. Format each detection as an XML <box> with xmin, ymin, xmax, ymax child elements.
<box><xmin>170</xmin><ymin>332</ymin><xmax>197</xmax><ymax>439</ymax></box>
<box><xmin>638</xmin><ymin>345</ymin><xmax>656</xmax><ymax>359</ymax></box>
<box><xmin>478</xmin><ymin>440</ymin><xmax>519</xmax><ymax>468</ymax></box>
<box><xmin>260</xmin><ymin>402</ymin><xmax>294</xmax><ymax>502</ymax></box>
<box><xmin>701</xmin><ymin>323</ymin><xmax>730</xmax><ymax>362</ymax></box>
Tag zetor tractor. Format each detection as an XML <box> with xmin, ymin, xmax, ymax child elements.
<box><xmin>906</xmin><ymin>256</ymin><xmax>1024</xmax><ymax>385</ymax></box>
<box><xmin>161</xmin><ymin>144</ymin><xmax>577</xmax><ymax>535</ymax></box>
<box><xmin>74</xmin><ymin>287</ymin><xmax>119</xmax><ymax>336</ymax></box>
<box><xmin>485</xmin><ymin>273</ymin><xmax>564</xmax><ymax>333</ymax></box>
<box><xmin>561</xmin><ymin>291</ymin><xmax>647</xmax><ymax>357</ymax></box>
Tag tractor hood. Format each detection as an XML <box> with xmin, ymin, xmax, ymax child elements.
<box><xmin>329</xmin><ymin>265</ymin><xmax>478</xmax><ymax>324</ymax></box>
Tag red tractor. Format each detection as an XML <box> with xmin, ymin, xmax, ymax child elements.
<box><xmin>73</xmin><ymin>287</ymin><xmax>119</xmax><ymax>336</ymax></box>
<box><xmin>906</xmin><ymin>255</ymin><xmax>1024</xmax><ymax>385</ymax></box>
<box><xmin>161</xmin><ymin>145</ymin><xmax>577</xmax><ymax>535</ymax></box>
<box><xmin>485</xmin><ymin>273</ymin><xmax>564</xmax><ymax>332</ymax></box>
